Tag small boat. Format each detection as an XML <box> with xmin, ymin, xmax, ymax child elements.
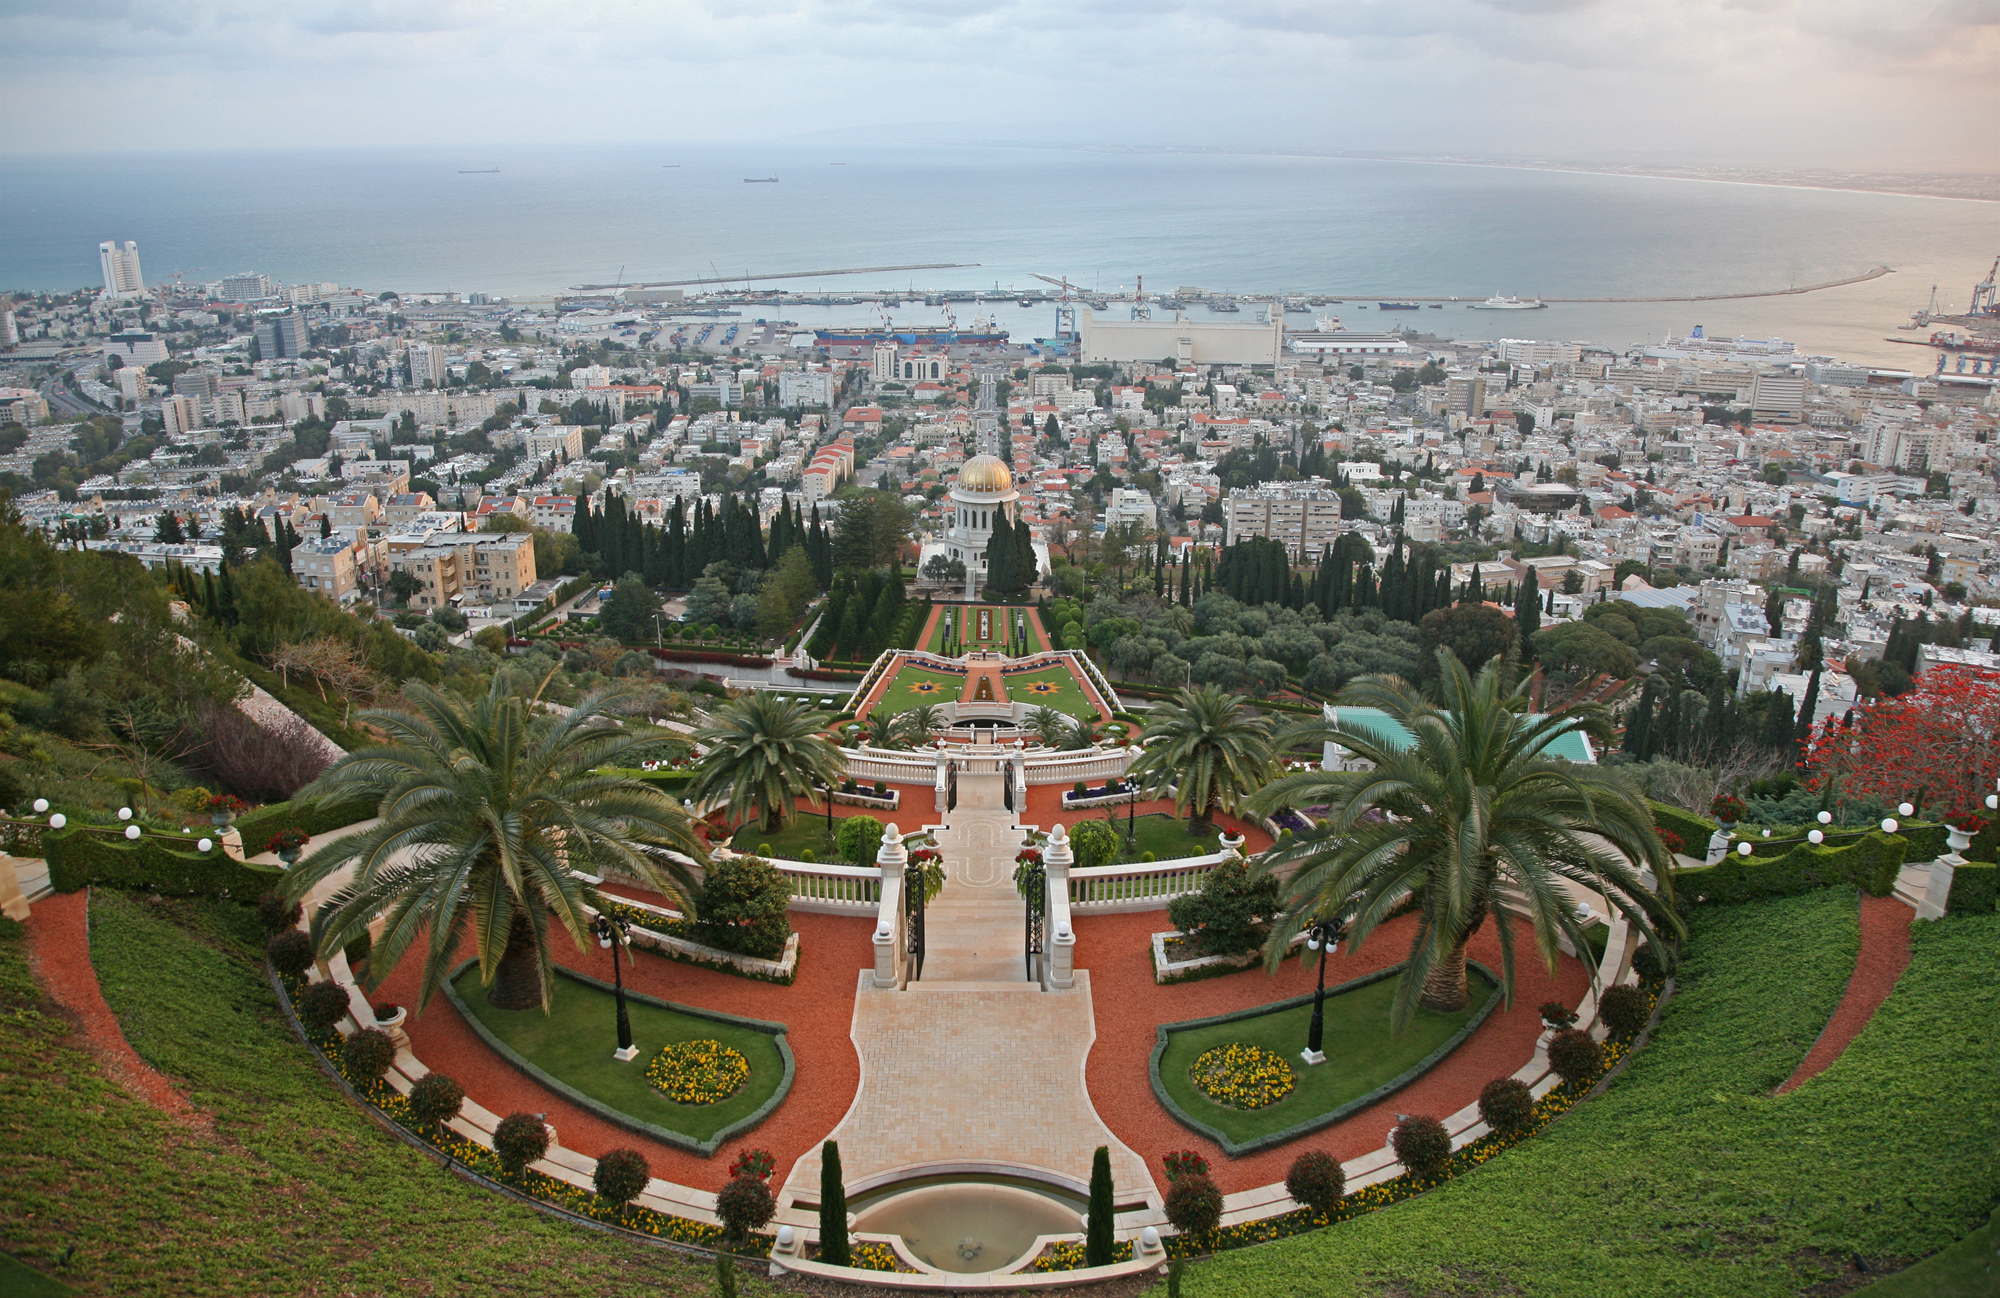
<box><xmin>1427</xmin><ymin>304</ymin><xmax>1443</xmax><ymax>308</ymax></box>
<box><xmin>1378</xmin><ymin>302</ymin><xmax>1420</xmax><ymax>310</ymax></box>
<box><xmin>744</xmin><ymin>176</ymin><xmax>779</xmax><ymax>183</ymax></box>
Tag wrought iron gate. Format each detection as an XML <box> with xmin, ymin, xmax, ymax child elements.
<box><xmin>1023</xmin><ymin>867</ymin><xmax>1044</xmax><ymax>982</ymax></box>
<box><xmin>946</xmin><ymin>762</ymin><xmax>958</xmax><ymax>812</ymax></box>
<box><xmin>904</xmin><ymin>857</ymin><xmax>927</xmax><ymax>982</ymax></box>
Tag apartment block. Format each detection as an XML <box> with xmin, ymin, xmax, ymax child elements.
<box><xmin>386</xmin><ymin>530</ymin><xmax>536</xmax><ymax>610</ymax></box>
<box><xmin>293</xmin><ymin>536</ymin><xmax>362</xmax><ymax>603</ymax></box>
<box><xmin>1223</xmin><ymin>485</ymin><xmax>1349</xmax><ymax>559</ymax></box>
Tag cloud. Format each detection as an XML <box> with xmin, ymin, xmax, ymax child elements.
<box><xmin>0</xmin><ymin>0</ymin><xmax>1993</xmax><ymax>167</ymax></box>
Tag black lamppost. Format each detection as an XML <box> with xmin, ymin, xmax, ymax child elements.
<box><xmin>593</xmin><ymin>912</ymin><xmax>637</xmax><ymax>1061</ymax></box>
<box><xmin>1300</xmin><ymin>915</ymin><xmax>1347</xmax><ymax>1066</ymax></box>
<box><xmin>817</xmin><ymin>779</ymin><xmax>835</xmax><ymax>847</ymax></box>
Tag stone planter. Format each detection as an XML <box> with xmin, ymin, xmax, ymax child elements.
<box><xmin>211</xmin><ymin>811</ymin><xmax>236</xmax><ymax>829</ymax></box>
<box><xmin>1946</xmin><ymin>826</ymin><xmax>1975</xmax><ymax>855</ymax></box>
<box><xmin>374</xmin><ymin>1004</ymin><xmax>410</xmax><ymax>1050</ymax></box>
<box><xmin>278</xmin><ymin>848</ymin><xmax>303</xmax><ymax>868</ymax></box>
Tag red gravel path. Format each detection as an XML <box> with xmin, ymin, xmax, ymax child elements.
<box><xmin>382</xmin><ymin>903</ymin><xmax>874</xmax><ymax>1192</ymax></box>
<box><xmin>23</xmin><ymin>890</ymin><xmax>200</xmax><ymax>1122</ymax></box>
<box><xmin>1078</xmin><ymin>908</ymin><xmax>1586</xmax><ymax>1194</ymax></box>
<box><xmin>1776</xmin><ymin>892</ymin><xmax>1913</xmax><ymax>1094</ymax></box>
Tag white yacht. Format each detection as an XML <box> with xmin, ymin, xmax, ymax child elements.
<box><xmin>1468</xmin><ymin>294</ymin><xmax>1547</xmax><ymax>310</ymax></box>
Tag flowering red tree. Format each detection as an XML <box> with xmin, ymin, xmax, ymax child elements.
<box><xmin>1807</xmin><ymin>666</ymin><xmax>2000</xmax><ymax>818</ymax></box>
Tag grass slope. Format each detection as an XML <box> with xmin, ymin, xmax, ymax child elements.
<box><xmin>1007</xmin><ymin>665</ymin><xmax>1096</xmax><ymax>718</ymax></box>
<box><xmin>1157</xmin><ymin>975</ymin><xmax>1493</xmax><ymax>1144</ymax></box>
<box><xmin>1184</xmin><ymin>888</ymin><xmax>2000</xmax><ymax>1297</ymax></box>
<box><xmin>866</xmin><ymin>666</ymin><xmax>963</xmax><ymax>718</ymax></box>
<box><xmin>0</xmin><ymin>895</ymin><xmax>757</xmax><ymax>1297</ymax></box>
<box><xmin>451</xmin><ymin>965</ymin><xmax>786</xmax><ymax>1142</ymax></box>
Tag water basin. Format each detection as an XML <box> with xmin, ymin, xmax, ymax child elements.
<box><xmin>851</xmin><ymin>1182</ymin><xmax>1082</xmax><ymax>1274</ymax></box>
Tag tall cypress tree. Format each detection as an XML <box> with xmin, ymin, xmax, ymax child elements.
<box><xmin>819</xmin><ymin>1142</ymin><xmax>849</xmax><ymax>1267</ymax></box>
<box><xmin>1515</xmin><ymin>573</ymin><xmax>1541</xmax><ymax>658</ymax></box>
<box><xmin>1624</xmin><ymin>679</ymin><xmax>1653</xmax><ymax>756</ymax></box>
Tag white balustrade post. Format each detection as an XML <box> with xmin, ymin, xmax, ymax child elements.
<box><xmin>935</xmin><ymin>747</ymin><xmax>949</xmax><ymax>814</ymax></box>
<box><xmin>1705</xmin><ymin>828</ymin><xmax>1731</xmax><ymax>866</ymax></box>
<box><xmin>872</xmin><ymin>823</ymin><xmax>909</xmax><ymax>988</ymax></box>
<box><xmin>1043</xmin><ymin>823</ymin><xmax>1076</xmax><ymax>990</ymax></box>
<box><xmin>1917</xmin><ymin>827</ymin><xmax>1969</xmax><ymax>922</ymax></box>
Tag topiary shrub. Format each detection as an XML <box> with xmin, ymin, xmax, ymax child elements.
<box><xmin>1163</xmin><ymin>1172</ymin><xmax>1223</xmax><ymax>1240</ymax></box>
<box><xmin>341</xmin><ymin>1027</ymin><xmax>396</xmax><ymax>1081</ymax></box>
<box><xmin>873</xmin><ymin>780</ymin><xmax>888</xmax><ymax>797</ymax></box>
<box><xmin>692</xmin><ymin>855</ymin><xmax>794</xmax><ymax>960</ymax></box>
<box><xmin>1598</xmin><ymin>984</ymin><xmax>1651</xmax><ymax>1040</ymax></box>
<box><xmin>1284</xmin><ymin>1150</ymin><xmax>1345</xmax><ymax>1216</ymax></box>
<box><xmin>295</xmin><ymin>979</ymin><xmax>352</xmax><ymax>1032</ymax></box>
<box><xmin>1074</xmin><ymin>781</ymin><xmax>1088</xmax><ymax>797</ymax></box>
<box><xmin>1477</xmin><ymin>1077</ymin><xmax>1536</xmax><ymax>1136</ymax></box>
<box><xmin>266</xmin><ymin>929</ymin><xmax>316</xmax><ymax>977</ymax></box>
<box><xmin>717</xmin><ymin>1172</ymin><xmax>775</xmax><ymax>1242</ymax></box>
<box><xmin>1067</xmin><ymin>818</ymin><xmax>1122</xmax><ymax>871</ymax></box>
<box><xmin>495</xmin><ymin>1112</ymin><xmax>550</xmax><ymax>1176</ymax></box>
<box><xmin>594</xmin><ymin>1147</ymin><xmax>652</xmax><ymax>1205</ymax></box>
<box><xmin>1632</xmin><ymin>939</ymin><xmax>1672</xmax><ymax>981</ymax></box>
<box><xmin>835</xmin><ymin>813</ymin><xmax>884</xmax><ymax>864</ymax></box>
<box><xmin>408</xmin><ymin>1073</ymin><xmax>465</xmax><ymax>1130</ymax></box>
<box><xmin>256</xmin><ymin>890</ymin><xmax>302</xmax><ymax>933</ymax></box>
<box><xmin>1392</xmin><ymin>1115</ymin><xmax>1453</xmax><ymax>1181</ymax></box>
<box><xmin>1166</xmin><ymin>859</ymin><xmax>1282</xmax><ymax>958</ymax></box>
<box><xmin>1547</xmin><ymin>1028</ymin><xmax>1605</xmax><ymax>1088</ymax></box>
<box><xmin>799</xmin><ymin>849</ymin><xmax>817</xmax><ymax>864</ymax></box>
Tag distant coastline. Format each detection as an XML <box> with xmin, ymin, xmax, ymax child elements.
<box><xmin>1047</xmin><ymin>143</ymin><xmax>2000</xmax><ymax>205</ymax></box>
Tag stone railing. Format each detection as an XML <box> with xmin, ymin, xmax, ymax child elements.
<box><xmin>842</xmin><ymin>749</ymin><xmax>937</xmax><ymax>785</ymax></box>
<box><xmin>1025</xmin><ymin>749</ymin><xmax>1135</xmax><ymax>786</ymax></box>
<box><xmin>1066</xmin><ymin>849</ymin><xmax>1234</xmax><ymax>912</ymax></box>
<box><xmin>711</xmin><ymin>845</ymin><xmax>882</xmax><ymax>915</ymax></box>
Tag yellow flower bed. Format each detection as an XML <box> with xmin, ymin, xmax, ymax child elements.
<box><xmin>1189</xmin><ymin>1042</ymin><xmax>1295</xmax><ymax>1110</ymax></box>
<box><xmin>645</xmin><ymin>1038</ymin><xmax>750</xmax><ymax>1105</ymax></box>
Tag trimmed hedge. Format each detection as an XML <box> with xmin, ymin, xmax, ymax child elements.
<box><xmin>235</xmin><ymin>796</ymin><xmax>373</xmax><ymax>848</ymax></box>
<box><xmin>1648</xmin><ymin>800</ymin><xmax>1717</xmax><ymax>854</ymax></box>
<box><xmin>1947</xmin><ymin>861</ymin><xmax>1996</xmax><ymax>914</ymax></box>
<box><xmin>44</xmin><ymin>826</ymin><xmax>285</xmax><ymax>897</ymax></box>
<box><xmin>1673</xmin><ymin>830</ymin><xmax>1906</xmax><ymax>904</ymax></box>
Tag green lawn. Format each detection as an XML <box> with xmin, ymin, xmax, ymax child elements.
<box><xmin>450</xmin><ymin>966</ymin><xmax>787</xmax><ymax>1145</ymax></box>
<box><xmin>930</xmin><ymin>604</ymin><xmax>1022</xmax><ymax>652</ymax></box>
<box><xmin>1114</xmin><ymin>813</ymin><xmax>1222</xmax><ymax>863</ymax></box>
<box><xmin>2</xmin><ymin>893</ymin><xmax>742</xmax><ymax>1296</ymax></box>
<box><xmin>1008</xmin><ymin>665</ymin><xmax>1098</xmax><ymax>719</ymax></box>
<box><xmin>866</xmin><ymin>664</ymin><xmax>964</xmax><ymax>717</ymax></box>
<box><xmin>1182</xmin><ymin>889</ymin><xmax>2000</xmax><ymax>1298</ymax></box>
<box><xmin>1156</xmin><ymin>973</ymin><xmax>1495</xmax><ymax>1146</ymax></box>
<box><xmin>729</xmin><ymin>816</ymin><xmax>843</xmax><ymax>861</ymax></box>
<box><xmin>1860</xmin><ymin>1211</ymin><xmax>1995</xmax><ymax>1297</ymax></box>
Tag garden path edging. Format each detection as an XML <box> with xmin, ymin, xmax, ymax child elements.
<box><xmin>1148</xmin><ymin>960</ymin><xmax>1503</xmax><ymax>1157</ymax></box>
<box><xmin>440</xmin><ymin>958</ymin><xmax>795</xmax><ymax>1156</ymax></box>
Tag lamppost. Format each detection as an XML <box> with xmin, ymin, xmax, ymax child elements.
<box><xmin>653</xmin><ymin>613</ymin><xmax>665</xmax><ymax>649</ymax></box>
<box><xmin>817</xmin><ymin>779</ymin><xmax>835</xmax><ymax>847</ymax></box>
<box><xmin>593</xmin><ymin>912</ymin><xmax>638</xmax><ymax>1061</ymax></box>
<box><xmin>1300</xmin><ymin>915</ymin><xmax>1348</xmax><ymax>1066</ymax></box>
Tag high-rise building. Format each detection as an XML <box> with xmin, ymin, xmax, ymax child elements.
<box><xmin>1749</xmin><ymin>371</ymin><xmax>1804</xmax><ymax>424</ymax></box>
<box><xmin>0</xmin><ymin>306</ymin><xmax>17</xmax><ymax>350</ymax></box>
<box><xmin>255</xmin><ymin>311</ymin><xmax>309</xmax><ymax>360</ymax></box>
<box><xmin>219</xmin><ymin>272</ymin><xmax>273</xmax><ymax>303</ymax></box>
<box><xmin>408</xmin><ymin>343</ymin><xmax>447</xmax><ymax>388</ymax></box>
<box><xmin>160</xmin><ymin>394</ymin><xmax>201</xmax><ymax>437</ymax></box>
<box><xmin>98</xmin><ymin>241</ymin><xmax>146</xmax><ymax>300</ymax></box>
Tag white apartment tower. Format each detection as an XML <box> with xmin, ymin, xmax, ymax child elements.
<box><xmin>98</xmin><ymin>241</ymin><xmax>146</xmax><ymax>300</ymax></box>
<box><xmin>409</xmin><ymin>343</ymin><xmax>448</xmax><ymax>389</ymax></box>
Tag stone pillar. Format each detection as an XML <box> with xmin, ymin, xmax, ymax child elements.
<box><xmin>934</xmin><ymin>748</ymin><xmax>949</xmax><ymax>814</ymax></box>
<box><xmin>873</xmin><ymin>824</ymin><xmax>908</xmax><ymax>988</ymax></box>
<box><xmin>219</xmin><ymin>827</ymin><xmax>246</xmax><ymax>862</ymax></box>
<box><xmin>1043</xmin><ymin>824</ymin><xmax>1076</xmax><ymax>990</ymax></box>
<box><xmin>0</xmin><ymin>854</ymin><xmax>32</xmax><ymax>921</ymax></box>
<box><xmin>1705</xmin><ymin>828</ymin><xmax>1731</xmax><ymax>866</ymax></box>
<box><xmin>1917</xmin><ymin>828</ymin><xmax>1969</xmax><ymax>922</ymax></box>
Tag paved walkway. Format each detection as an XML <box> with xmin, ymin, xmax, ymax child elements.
<box><xmin>923</xmin><ymin>794</ymin><xmax>1034</xmax><ymax>983</ymax></box>
<box><xmin>1777</xmin><ymin>891</ymin><xmax>1913</xmax><ymax>1094</ymax></box>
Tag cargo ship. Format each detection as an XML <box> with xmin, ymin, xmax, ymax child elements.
<box><xmin>1378</xmin><ymin>301</ymin><xmax>1421</xmax><ymax>310</ymax></box>
<box><xmin>814</xmin><ymin>328</ymin><xmax>1009</xmax><ymax>347</ymax></box>
<box><xmin>1932</xmin><ymin>330</ymin><xmax>2000</xmax><ymax>354</ymax></box>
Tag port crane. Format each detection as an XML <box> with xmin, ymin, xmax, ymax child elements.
<box><xmin>1029</xmin><ymin>273</ymin><xmax>1082</xmax><ymax>340</ymax></box>
<box><xmin>1972</xmin><ymin>255</ymin><xmax>1998</xmax><ymax>318</ymax></box>
<box><xmin>1131</xmin><ymin>274</ymin><xmax>1151</xmax><ymax>321</ymax></box>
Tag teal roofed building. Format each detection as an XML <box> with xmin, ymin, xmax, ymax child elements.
<box><xmin>1320</xmin><ymin>704</ymin><xmax>1597</xmax><ymax>769</ymax></box>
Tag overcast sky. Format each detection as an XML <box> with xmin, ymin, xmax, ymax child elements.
<box><xmin>3</xmin><ymin>0</ymin><xmax>1996</xmax><ymax>170</ymax></box>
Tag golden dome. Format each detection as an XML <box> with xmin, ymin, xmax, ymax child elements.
<box><xmin>957</xmin><ymin>454</ymin><xmax>1014</xmax><ymax>494</ymax></box>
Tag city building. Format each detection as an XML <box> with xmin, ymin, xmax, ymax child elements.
<box><xmin>1749</xmin><ymin>371</ymin><xmax>1805</xmax><ymax>424</ymax></box>
<box><xmin>1078</xmin><ymin>311</ymin><xmax>1284</xmax><ymax>366</ymax></box>
<box><xmin>254</xmin><ymin>311</ymin><xmax>309</xmax><ymax>361</ymax></box>
<box><xmin>1223</xmin><ymin>484</ymin><xmax>1349</xmax><ymax>558</ymax></box>
<box><xmin>103</xmin><ymin>331</ymin><xmax>168</xmax><ymax>366</ymax></box>
<box><xmin>97</xmin><ymin>241</ymin><xmax>145</xmax><ymax>300</ymax></box>
<box><xmin>385</xmin><ymin>530</ymin><xmax>537</xmax><ymax>611</ymax></box>
<box><xmin>219</xmin><ymin>272</ymin><xmax>274</xmax><ymax>303</ymax></box>
<box><xmin>522</xmin><ymin>425</ymin><xmax>584</xmax><ymax>460</ymax></box>
<box><xmin>408</xmin><ymin>343</ymin><xmax>447</xmax><ymax>388</ymax></box>
<box><xmin>292</xmin><ymin>536</ymin><xmax>363</xmax><ymax>603</ymax></box>
<box><xmin>778</xmin><ymin>370</ymin><xmax>833</xmax><ymax>407</ymax></box>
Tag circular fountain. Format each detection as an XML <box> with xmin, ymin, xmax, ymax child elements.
<box><xmin>849</xmin><ymin>1176</ymin><xmax>1087</xmax><ymax>1275</ymax></box>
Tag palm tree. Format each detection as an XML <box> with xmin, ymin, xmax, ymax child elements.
<box><xmin>863</xmin><ymin>710</ymin><xmax>908</xmax><ymax>750</ymax></box>
<box><xmin>896</xmin><ymin>703</ymin><xmax>946</xmax><ymax>746</ymax></box>
<box><xmin>1126</xmin><ymin>684</ymin><xmax>1278</xmax><ymax>835</ymax></box>
<box><xmin>1027</xmin><ymin>705</ymin><xmax>1071</xmax><ymax>748</ymax></box>
<box><xmin>279</xmin><ymin>680</ymin><xmax>707</xmax><ymax>1014</ymax></box>
<box><xmin>688</xmin><ymin>692</ymin><xmax>845</xmax><ymax>833</ymax></box>
<box><xmin>1245</xmin><ymin>650</ymin><xmax>1680</xmax><ymax>1031</ymax></box>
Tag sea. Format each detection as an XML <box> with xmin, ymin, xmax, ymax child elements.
<box><xmin>3</xmin><ymin>143</ymin><xmax>1996</xmax><ymax>369</ymax></box>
